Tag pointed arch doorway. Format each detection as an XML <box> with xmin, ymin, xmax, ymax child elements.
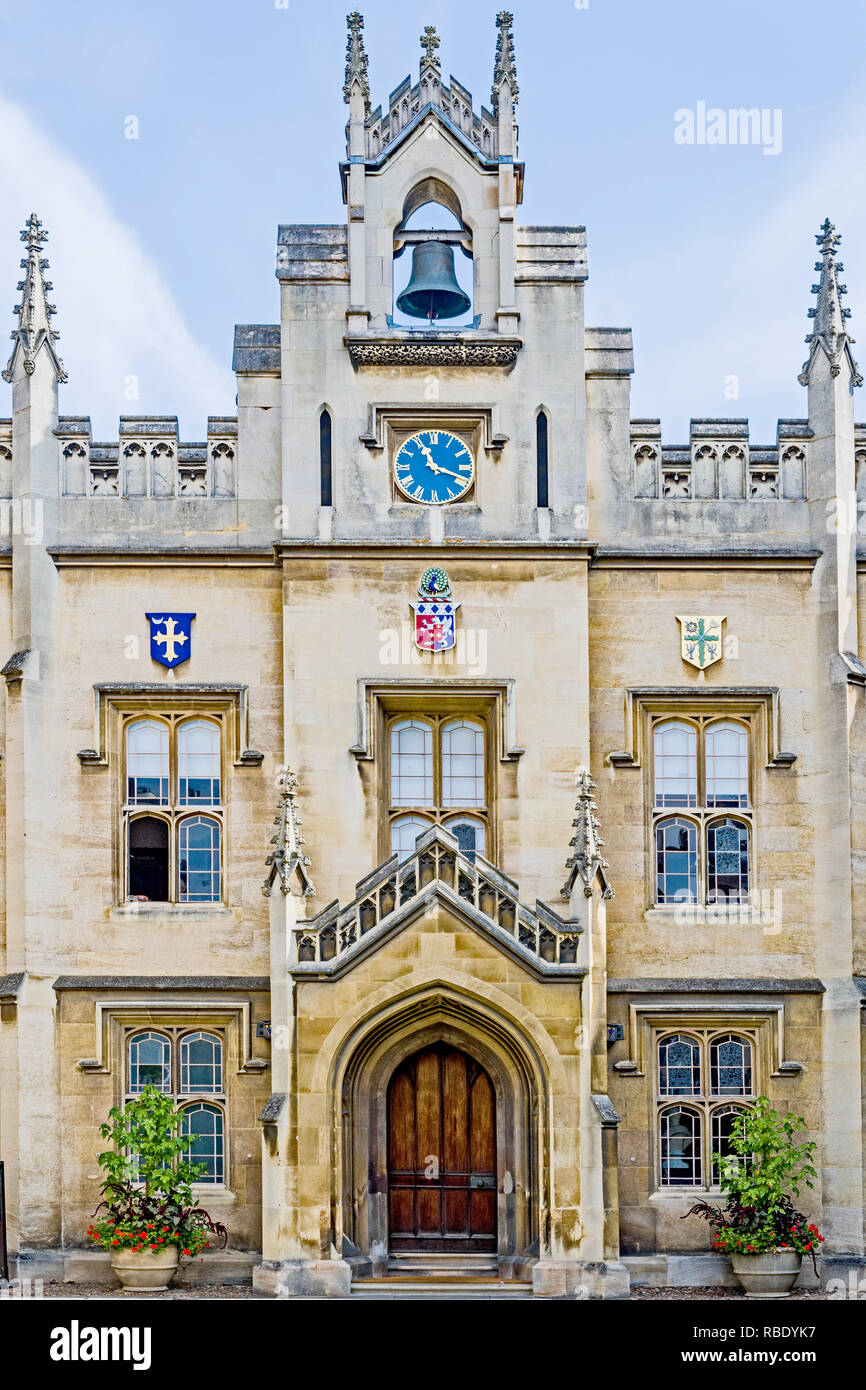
<box><xmin>387</xmin><ymin>1044</ymin><xmax>496</xmax><ymax>1253</ymax></box>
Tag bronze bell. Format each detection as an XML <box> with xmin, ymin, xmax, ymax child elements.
<box><xmin>396</xmin><ymin>239</ymin><xmax>471</xmax><ymax>321</ymax></box>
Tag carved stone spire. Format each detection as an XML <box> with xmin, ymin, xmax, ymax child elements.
<box><xmin>491</xmin><ymin>10</ymin><xmax>519</xmax><ymax>113</ymax></box>
<box><xmin>343</xmin><ymin>11</ymin><xmax>370</xmax><ymax>112</ymax></box>
<box><xmin>561</xmin><ymin>767</ymin><xmax>613</xmax><ymax>902</ymax></box>
<box><xmin>263</xmin><ymin>767</ymin><xmax>315</xmax><ymax>898</ymax></box>
<box><xmin>3</xmin><ymin>212</ymin><xmax>67</xmax><ymax>384</ymax></box>
<box><xmin>420</xmin><ymin>24</ymin><xmax>441</xmax><ymax>74</ymax></box>
<box><xmin>799</xmin><ymin>218</ymin><xmax>862</xmax><ymax>388</ymax></box>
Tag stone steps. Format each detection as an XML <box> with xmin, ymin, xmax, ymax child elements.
<box><xmin>351</xmin><ymin>1277</ymin><xmax>534</xmax><ymax>1300</ymax></box>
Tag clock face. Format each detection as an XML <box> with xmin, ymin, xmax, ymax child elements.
<box><xmin>393</xmin><ymin>430</ymin><xmax>475</xmax><ymax>505</ymax></box>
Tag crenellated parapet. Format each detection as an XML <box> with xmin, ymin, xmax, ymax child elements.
<box><xmin>629</xmin><ymin>417</ymin><xmax>809</xmax><ymax>502</ymax></box>
<box><xmin>56</xmin><ymin>415</ymin><xmax>237</xmax><ymax>499</ymax></box>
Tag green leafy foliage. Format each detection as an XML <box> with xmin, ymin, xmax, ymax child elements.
<box><xmin>90</xmin><ymin>1085</ymin><xmax>227</xmax><ymax>1259</ymax></box>
<box><xmin>684</xmin><ymin>1096</ymin><xmax>824</xmax><ymax>1272</ymax></box>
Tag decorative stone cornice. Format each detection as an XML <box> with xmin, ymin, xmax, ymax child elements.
<box><xmin>3</xmin><ymin>213</ymin><xmax>67</xmax><ymax>384</ymax></box>
<box><xmin>491</xmin><ymin>11</ymin><xmax>519</xmax><ymax>112</ymax></box>
<box><xmin>263</xmin><ymin>767</ymin><xmax>315</xmax><ymax>899</ymax></box>
<box><xmin>345</xmin><ymin>335</ymin><xmax>521</xmax><ymax>367</ymax></box>
<box><xmin>343</xmin><ymin>11</ymin><xmax>370</xmax><ymax>111</ymax></box>
<box><xmin>562</xmin><ymin>767</ymin><xmax>614</xmax><ymax>902</ymax></box>
<box><xmin>799</xmin><ymin>218</ymin><xmax>862</xmax><ymax>388</ymax></box>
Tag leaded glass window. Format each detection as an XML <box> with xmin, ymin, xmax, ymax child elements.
<box><xmin>123</xmin><ymin>713</ymin><xmax>226</xmax><ymax>905</ymax></box>
<box><xmin>711</xmin><ymin>1104</ymin><xmax>749</xmax><ymax>1184</ymax></box>
<box><xmin>441</xmin><ymin>720</ymin><xmax>485</xmax><ymax>806</ymax></box>
<box><xmin>386</xmin><ymin>712</ymin><xmax>489</xmax><ymax>863</ymax></box>
<box><xmin>707</xmin><ymin>819</ymin><xmax>749</xmax><ymax>904</ymax></box>
<box><xmin>650</xmin><ymin>714</ymin><xmax>753</xmax><ymax>908</ymax></box>
<box><xmin>653</xmin><ymin>721</ymin><xmax>697</xmax><ymax>808</ymax></box>
<box><xmin>654</xmin><ymin>1026</ymin><xmax>758</xmax><ymax>1190</ymax></box>
<box><xmin>179</xmin><ymin>1032</ymin><xmax>223</xmax><ymax>1093</ymax></box>
<box><xmin>126</xmin><ymin>719</ymin><xmax>169</xmax><ymax>805</ymax></box>
<box><xmin>125</xmin><ymin>1027</ymin><xmax>227</xmax><ymax>1186</ymax></box>
<box><xmin>181</xmin><ymin>1103</ymin><xmax>225</xmax><ymax>1184</ymax></box>
<box><xmin>705</xmin><ymin>721</ymin><xmax>749</xmax><ymax>808</ymax></box>
<box><xmin>391</xmin><ymin>814</ymin><xmax>432</xmax><ymax>863</ymax></box>
<box><xmin>655</xmin><ymin>817</ymin><xmax>698</xmax><ymax>903</ymax></box>
<box><xmin>710</xmin><ymin>1034</ymin><xmax>753</xmax><ymax>1096</ymax></box>
<box><xmin>659</xmin><ymin>1106</ymin><xmax>702</xmax><ymax>1186</ymax></box>
<box><xmin>390</xmin><ymin>720</ymin><xmax>434</xmax><ymax>805</ymax></box>
<box><xmin>178</xmin><ymin>719</ymin><xmax>221</xmax><ymax>805</ymax></box>
<box><xmin>658</xmin><ymin>1034</ymin><xmax>701</xmax><ymax>1095</ymax></box>
<box><xmin>178</xmin><ymin>816</ymin><xmax>221</xmax><ymax>903</ymax></box>
<box><xmin>128</xmin><ymin>1031</ymin><xmax>170</xmax><ymax>1092</ymax></box>
<box><xmin>444</xmin><ymin>814</ymin><xmax>486</xmax><ymax>863</ymax></box>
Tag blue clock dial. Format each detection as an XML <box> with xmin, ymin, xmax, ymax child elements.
<box><xmin>394</xmin><ymin>430</ymin><xmax>475</xmax><ymax>505</ymax></box>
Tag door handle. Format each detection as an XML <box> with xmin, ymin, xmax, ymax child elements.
<box><xmin>469</xmin><ymin>1174</ymin><xmax>495</xmax><ymax>1190</ymax></box>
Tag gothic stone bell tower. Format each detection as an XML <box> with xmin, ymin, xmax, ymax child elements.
<box><xmin>255</xmin><ymin>12</ymin><xmax>625</xmax><ymax>1301</ymax></box>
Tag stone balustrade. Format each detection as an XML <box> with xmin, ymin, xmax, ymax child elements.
<box><xmin>292</xmin><ymin>824</ymin><xmax>583</xmax><ymax>976</ymax></box>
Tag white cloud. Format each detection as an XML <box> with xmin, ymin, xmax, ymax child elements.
<box><xmin>0</xmin><ymin>92</ymin><xmax>235</xmax><ymax>438</ymax></box>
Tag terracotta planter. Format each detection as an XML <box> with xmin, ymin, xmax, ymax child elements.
<box><xmin>109</xmin><ymin>1244</ymin><xmax>180</xmax><ymax>1292</ymax></box>
<box><xmin>731</xmin><ymin>1250</ymin><xmax>802</xmax><ymax>1298</ymax></box>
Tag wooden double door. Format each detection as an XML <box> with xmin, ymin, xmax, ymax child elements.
<box><xmin>387</xmin><ymin>1044</ymin><xmax>496</xmax><ymax>1253</ymax></box>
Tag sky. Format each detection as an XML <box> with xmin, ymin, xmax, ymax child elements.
<box><xmin>0</xmin><ymin>0</ymin><xmax>865</xmax><ymax>442</ymax></box>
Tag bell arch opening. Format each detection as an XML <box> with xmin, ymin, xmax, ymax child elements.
<box><xmin>335</xmin><ymin>990</ymin><xmax>545</xmax><ymax>1276</ymax></box>
<box><xmin>392</xmin><ymin>180</ymin><xmax>474</xmax><ymax>327</ymax></box>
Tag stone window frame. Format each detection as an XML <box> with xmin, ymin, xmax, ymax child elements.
<box><xmin>650</xmin><ymin>713</ymin><xmax>755</xmax><ymax>909</ymax></box>
<box><xmin>76</xmin><ymin>998</ymin><xmax>267</xmax><ymax>1202</ymax></box>
<box><xmin>386</xmin><ymin>710</ymin><xmax>491</xmax><ymax>862</ymax></box>
<box><xmin>123</xmin><ymin>1024</ymin><xmax>228</xmax><ymax>1186</ymax></box>
<box><xmin>123</xmin><ymin>712</ymin><xmax>225</xmax><ymax>907</ymax></box>
<box><xmin>350</xmin><ymin>679</ymin><xmax>525</xmax><ymax>868</ymax></box>
<box><xmin>606</xmin><ymin>689</ymin><xmax>796</xmax><ymax>914</ymax></box>
<box><xmin>652</xmin><ymin>1024</ymin><xmax>758</xmax><ymax>1193</ymax></box>
<box><xmin>612</xmin><ymin>1001</ymin><xmax>795</xmax><ymax>1195</ymax></box>
<box><xmin>77</xmin><ymin>685</ymin><xmax>262</xmax><ymax>914</ymax></box>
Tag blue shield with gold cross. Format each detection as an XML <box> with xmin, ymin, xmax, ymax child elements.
<box><xmin>146</xmin><ymin>612</ymin><xmax>195</xmax><ymax>669</ymax></box>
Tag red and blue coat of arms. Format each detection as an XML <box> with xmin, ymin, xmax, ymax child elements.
<box><xmin>410</xmin><ymin>568</ymin><xmax>459</xmax><ymax>653</ymax></box>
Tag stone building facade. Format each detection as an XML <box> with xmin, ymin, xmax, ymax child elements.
<box><xmin>0</xmin><ymin>13</ymin><xmax>864</xmax><ymax>1298</ymax></box>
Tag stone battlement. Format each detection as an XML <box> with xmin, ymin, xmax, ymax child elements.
<box><xmin>629</xmin><ymin>417</ymin><xmax>815</xmax><ymax>501</ymax></box>
<box><xmin>52</xmin><ymin>415</ymin><xmax>237</xmax><ymax>499</ymax></box>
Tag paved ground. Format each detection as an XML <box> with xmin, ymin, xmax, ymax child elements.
<box><xmin>20</xmin><ymin>1281</ymin><xmax>826</xmax><ymax>1300</ymax></box>
<box><xmin>631</xmin><ymin>1285</ymin><xmax>825</xmax><ymax>1299</ymax></box>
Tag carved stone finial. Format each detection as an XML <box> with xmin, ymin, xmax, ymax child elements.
<box><xmin>799</xmin><ymin>217</ymin><xmax>862</xmax><ymax>388</ymax></box>
<box><xmin>3</xmin><ymin>212</ymin><xmax>66</xmax><ymax>384</ymax></box>
<box><xmin>343</xmin><ymin>11</ymin><xmax>370</xmax><ymax>111</ymax></box>
<box><xmin>491</xmin><ymin>10</ymin><xmax>518</xmax><ymax>112</ymax></box>
<box><xmin>420</xmin><ymin>24</ymin><xmax>441</xmax><ymax>72</ymax></box>
<box><xmin>263</xmin><ymin>766</ymin><xmax>316</xmax><ymax>898</ymax></box>
<box><xmin>561</xmin><ymin>766</ymin><xmax>614</xmax><ymax>902</ymax></box>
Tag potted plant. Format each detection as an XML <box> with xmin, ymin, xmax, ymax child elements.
<box><xmin>685</xmin><ymin>1096</ymin><xmax>823</xmax><ymax>1298</ymax></box>
<box><xmin>87</xmin><ymin>1084</ymin><xmax>227</xmax><ymax>1292</ymax></box>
